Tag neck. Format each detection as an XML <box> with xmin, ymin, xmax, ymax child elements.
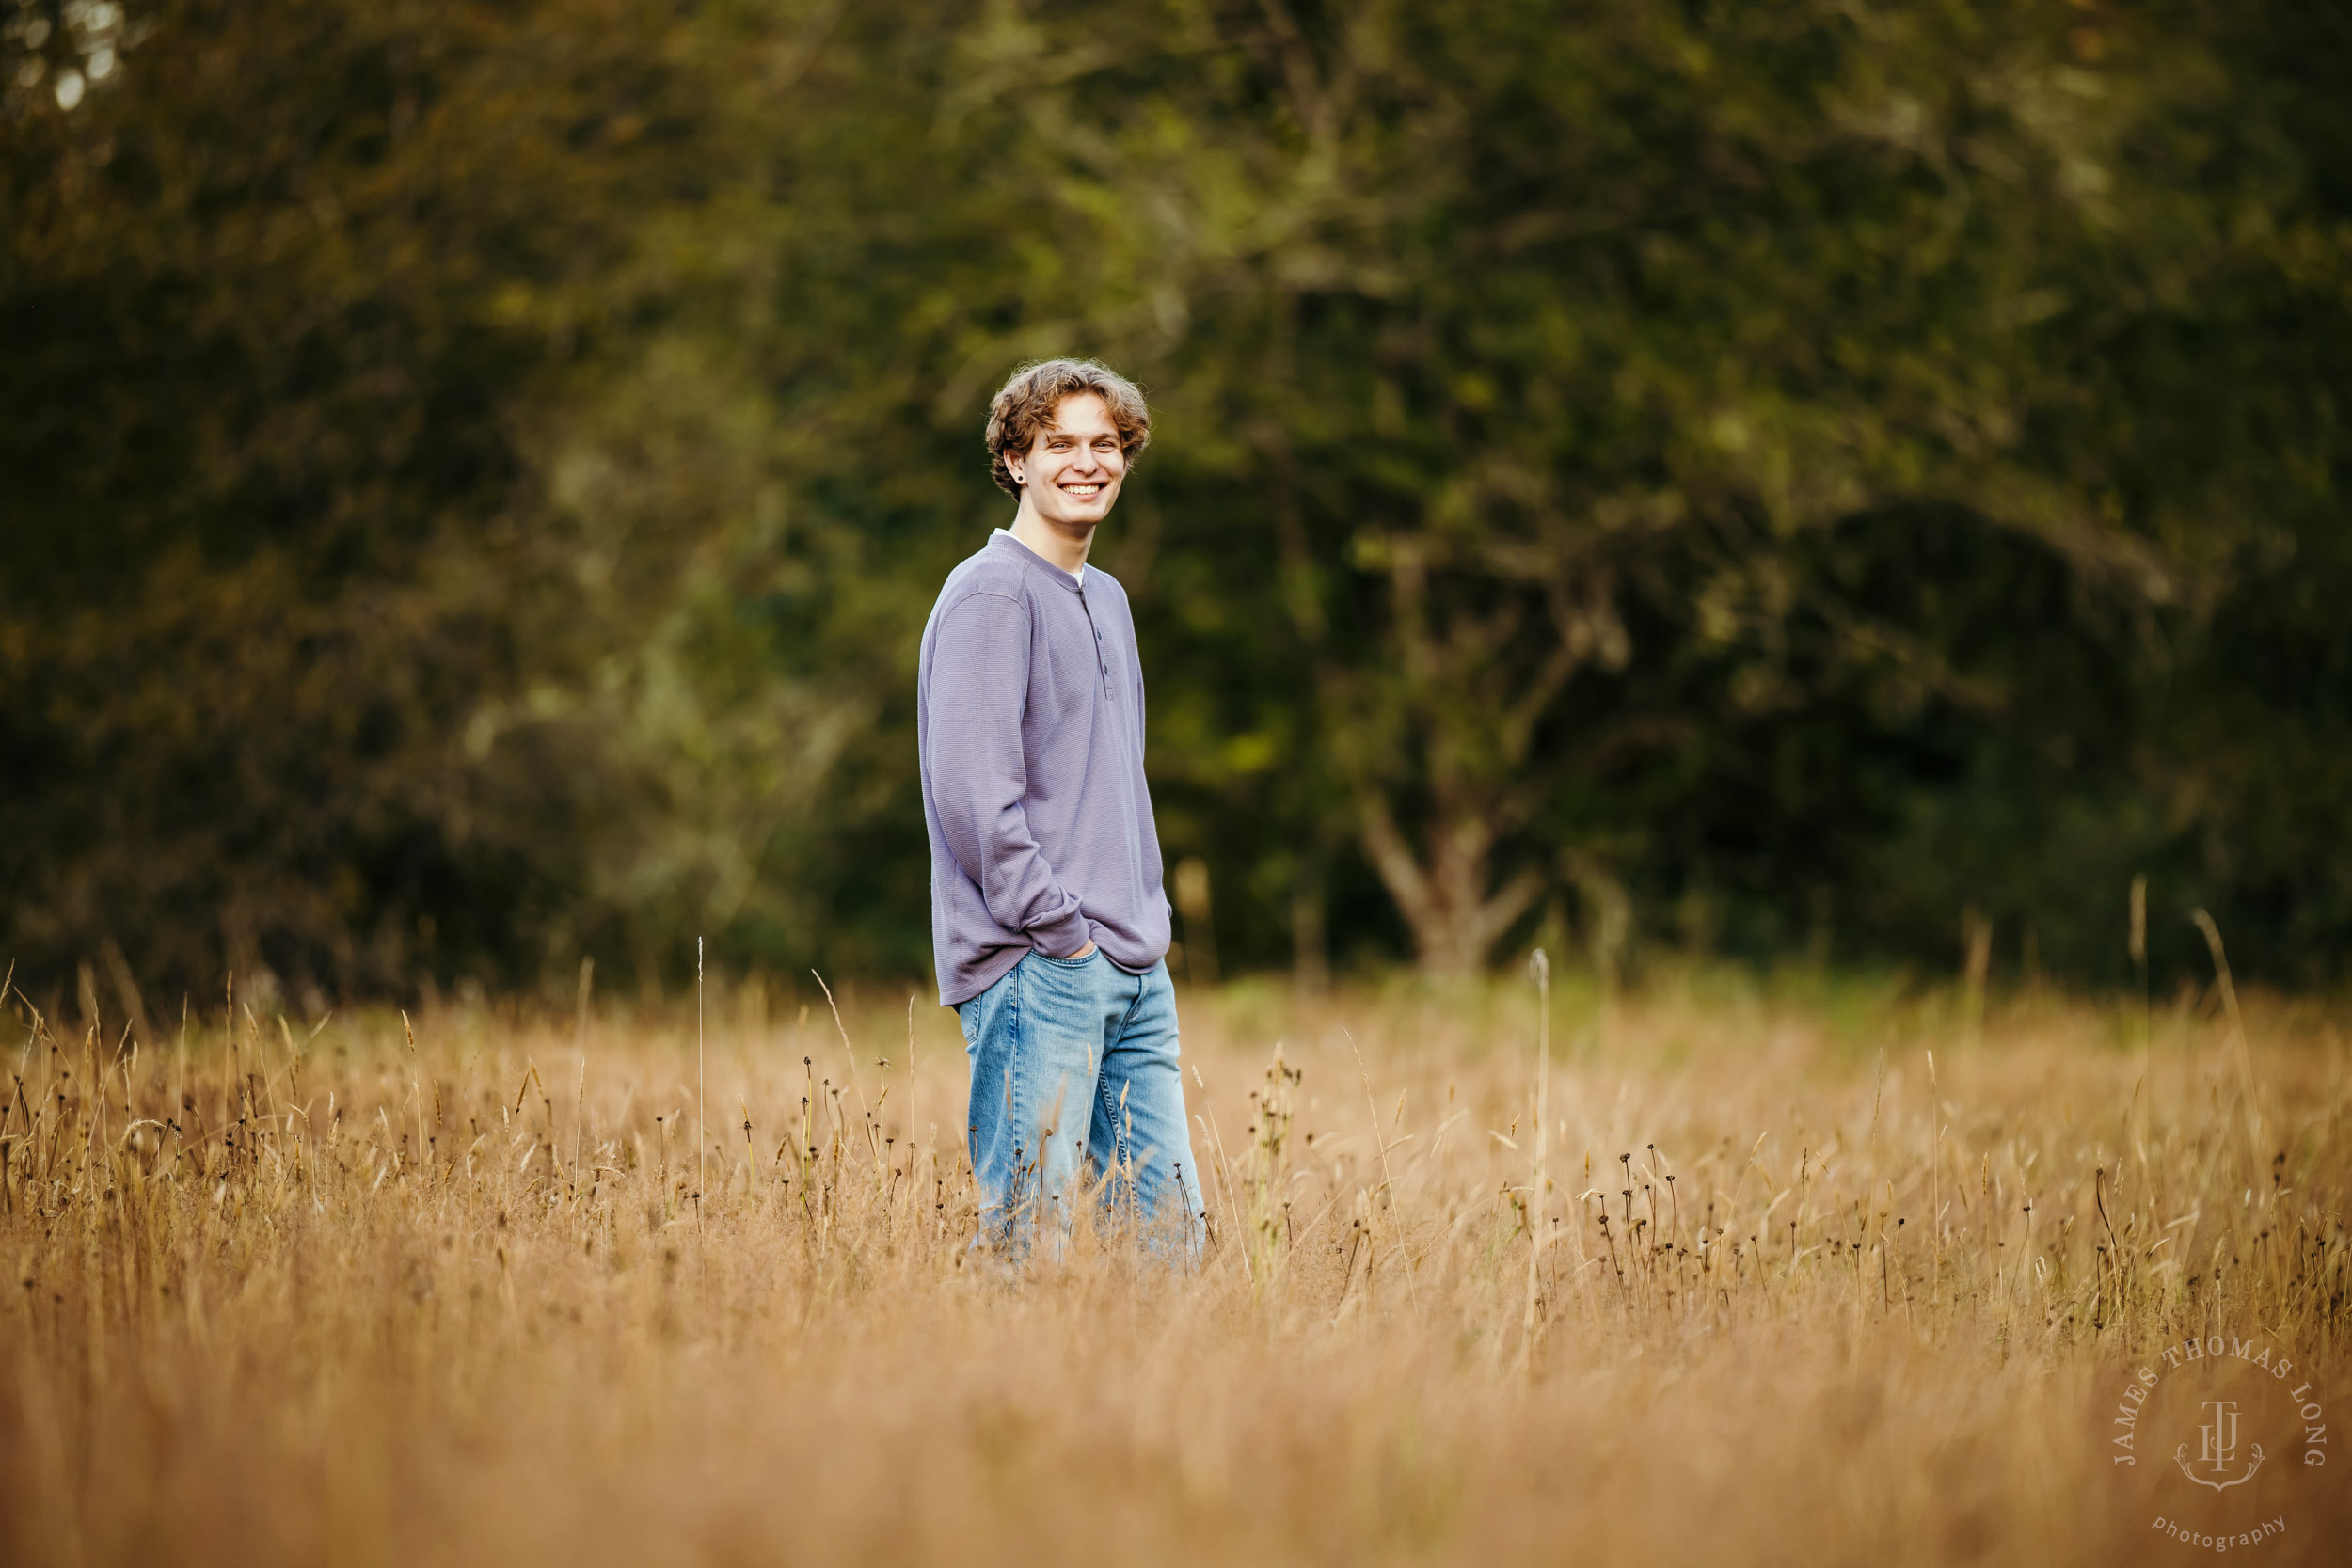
<box><xmin>1009</xmin><ymin>507</ymin><xmax>1093</xmax><ymax>574</ymax></box>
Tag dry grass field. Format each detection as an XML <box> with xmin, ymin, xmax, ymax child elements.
<box><xmin>3</xmin><ymin>961</ymin><xmax>2345</xmax><ymax>1566</ymax></box>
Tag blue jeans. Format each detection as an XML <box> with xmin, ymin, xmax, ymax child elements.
<box><xmin>956</xmin><ymin>950</ymin><xmax>1205</xmax><ymax>1259</ymax></box>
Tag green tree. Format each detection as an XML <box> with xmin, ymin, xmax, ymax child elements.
<box><xmin>4</xmin><ymin>0</ymin><xmax>2346</xmax><ymax>1004</ymax></box>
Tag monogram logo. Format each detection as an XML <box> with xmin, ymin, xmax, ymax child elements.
<box><xmin>2116</xmin><ymin>1329</ymin><xmax>2325</xmax><ymax>1553</ymax></box>
<box><xmin>2176</xmin><ymin>1400</ymin><xmax>2265</xmax><ymax>1492</ymax></box>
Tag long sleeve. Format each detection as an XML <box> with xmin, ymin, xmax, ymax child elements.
<box><xmin>923</xmin><ymin>591</ymin><xmax>1091</xmax><ymax>958</ymax></box>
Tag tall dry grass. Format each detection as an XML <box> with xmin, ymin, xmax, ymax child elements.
<box><xmin>2</xmin><ymin>964</ymin><xmax>2344</xmax><ymax>1565</ymax></box>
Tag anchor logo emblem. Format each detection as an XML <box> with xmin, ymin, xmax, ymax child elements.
<box><xmin>2176</xmin><ymin>1400</ymin><xmax>2265</xmax><ymax>1492</ymax></box>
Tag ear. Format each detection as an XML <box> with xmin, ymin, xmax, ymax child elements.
<box><xmin>1005</xmin><ymin>451</ymin><xmax>1025</xmax><ymax>486</ymax></box>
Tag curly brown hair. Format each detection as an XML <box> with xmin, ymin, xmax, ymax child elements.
<box><xmin>983</xmin><ymin>359</ymin><xmax>1152</xmax><ymax>496</ymax></box>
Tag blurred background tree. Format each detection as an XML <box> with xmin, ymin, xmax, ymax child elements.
<box><xmin>3</xmin><ymin>0</ymin><xmax>2345</xmax><ymax>1006</ymax></box>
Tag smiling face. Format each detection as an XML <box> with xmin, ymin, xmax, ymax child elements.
<box><xmin>1005</xmin><ymin>393</ymin><xmax>1127</xmax><ymax>536</ymax></box>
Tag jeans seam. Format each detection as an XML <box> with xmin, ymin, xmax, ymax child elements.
<box><xmin>1002</xmin><ymin>964</ymin><xmax>1024</xmax><ymax>1206</ymax></box>
<box><xmin>1112</xmin><ymin>966</ymin><xmax>1151</xmax><ymax>1040</ymax></box>
<box><xmin>1104</xmin><ymin>970</ymin><xmax>1158</xmax><ymax>1212</ymax></box>
<box><xmin>1096</xmin><ymin>1065</ymin><xmax>1124</xmax><ymax>1173</ymax></box>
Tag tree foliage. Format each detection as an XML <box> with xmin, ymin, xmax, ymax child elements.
<box><xmin>3</xmin><ymin>0</ymin><xmax>2346</xmax><ymax>1000</ymax></box>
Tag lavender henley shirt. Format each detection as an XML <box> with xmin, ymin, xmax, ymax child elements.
<box><xmin>918</xmin><ymin>530</ymin><xmax>1171</xmax><ymax>1006</ymax></box>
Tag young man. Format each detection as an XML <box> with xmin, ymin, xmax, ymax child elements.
<box><xmin>917</xmin><ymin>359</ymin><xmax>1205</xmax><ymax>1257</ymax></box>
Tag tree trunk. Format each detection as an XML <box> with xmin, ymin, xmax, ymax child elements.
<box><xmin>1358</xmin><ymin>794</ymin><xmax>1543</xmax><ymax>977</ymax></box>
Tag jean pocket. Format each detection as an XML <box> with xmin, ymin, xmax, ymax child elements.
<box><xmin>1031</xmin><ymin>946</ymin><xmax>1099</xmax><ymax>969</ymax></box>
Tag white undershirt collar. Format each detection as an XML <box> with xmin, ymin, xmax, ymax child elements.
<box><xmin>994</xmin><ymin>527</ymin><xmax>1084</xmax><ymax>584</ymax></box>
